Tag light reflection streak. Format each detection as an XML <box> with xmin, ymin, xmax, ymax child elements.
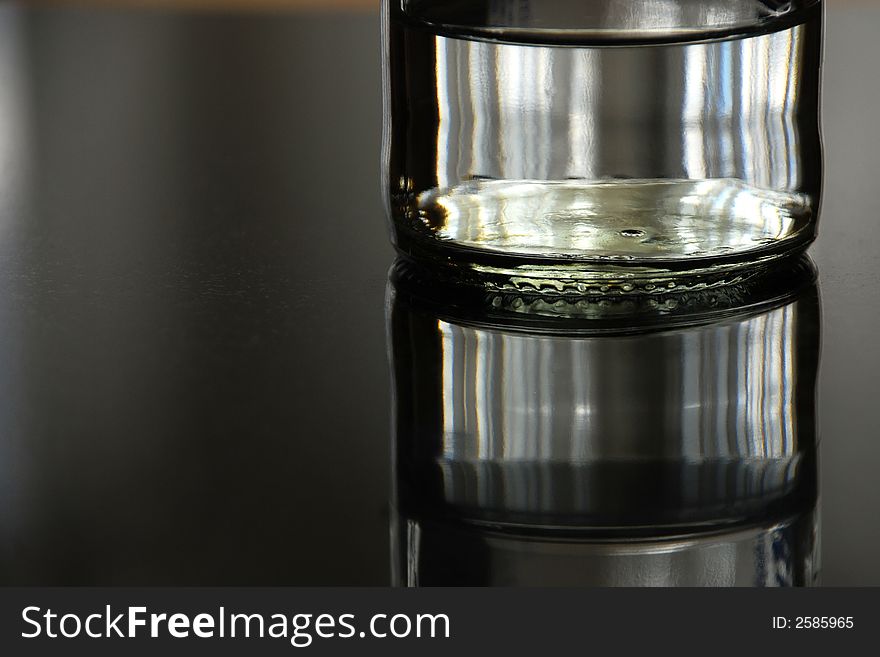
<box><xmin>438</xmin><ymin>303</ymin><xmax>801</xmax><ymax>470</ymax></box>
<box><xmin>424</xmin><ymin>15</ymin><xmax>813</xmax><ymax>256</ymax></box>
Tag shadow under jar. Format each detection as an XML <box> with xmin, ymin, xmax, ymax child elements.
<box><xmin>383</xmin><ymin>1</ymin><xmax>824</xmax><ymax>293</ymax></box>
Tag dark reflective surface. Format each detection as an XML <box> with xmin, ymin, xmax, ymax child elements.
<box><xmin>0</xmin><ymin>5</ymin><xmax>390</xmax><ymax>585</ymax></box>
<box><xmin>390</xmin><ymin>258</ymin><xmax>820</xmax><ymax>585</ymax></box>
<box><xmin>0</xmin><ymin>3</ymin><xmax>877</xmax><ymax>585</ymax></box>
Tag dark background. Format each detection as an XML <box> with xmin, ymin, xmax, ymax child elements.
<box><xmin>0</xmin><ymin>2</ymin><xmax>876</xmax><ymax>585</ymax></box>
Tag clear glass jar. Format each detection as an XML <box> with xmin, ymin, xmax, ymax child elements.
<box><xmin>383</xmin><ymin>1</ymin><xmax>824</xmax><ymax>293</ymax></box>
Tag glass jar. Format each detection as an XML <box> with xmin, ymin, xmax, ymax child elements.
<box><xmin>383</xmin><ymin>1</ymin><xmax>824</xmax><ymax>294</ymax></box>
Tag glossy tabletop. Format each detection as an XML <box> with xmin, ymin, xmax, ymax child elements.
<box><xmin>0</xmin><ymin>2</ymin><xmax>877</xmax><ymax>585</ymax></box>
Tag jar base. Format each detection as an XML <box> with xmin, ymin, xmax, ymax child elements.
<box><xmin>393</xmin><ymin>226</ymin><xmax>816</xmax><ymax>296</ymax></box>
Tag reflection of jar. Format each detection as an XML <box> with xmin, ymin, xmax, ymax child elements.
<box><xmin>383</xmin><ymin>1</ymin><xmax>824</xmax><ymax>289</ymax></box>
<box><xmin>388</xmin><ymin>257</ymin><xmax>820</xmax><ymax>586</ymax></box>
